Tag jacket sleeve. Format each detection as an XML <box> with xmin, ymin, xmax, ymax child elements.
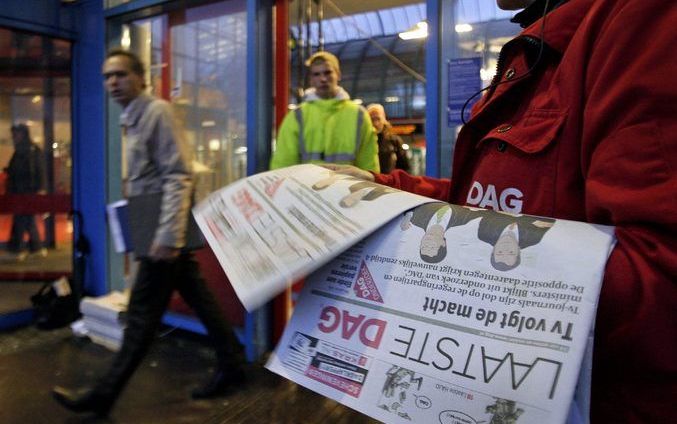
<box><xmin>33</xmin><ymin>146</ymin><xmax>46</xmax><ymax>192</ymax></box>
<box><xmin>581</xmin><ymin>1</ymin><xmax>677</xmax><ymax>419</ymax></box>
<box><xmin>270</xmin><ymin>109</ymin><xmax>300</xmax><ymax>170</ymax></box>
<box><xmin>374</xmin><ymin>170</ymin><xmax>451</xmax><ymax>202</ymax></box>
<box><xmin>393</xmin><ymin>134</ymin><xmax>410</xmax><ymax>172</ymax></box>
<box><xmin>6</xmin><ymin>154</ymin><xmax>16</xmax><ymax>193</ymax></box>
<box><xmin>354</xmin><ymin>107</ymin><xmax>380</xmax><ymax>173</ymax></box>
<box><xmin>149</xmin><ymin>101</ymin><xmax>193</xmax><ymax>249</ymax></box>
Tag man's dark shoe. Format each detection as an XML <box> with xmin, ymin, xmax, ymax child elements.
<box><xmin>52</xmin><ymin>386</ymin><xmax>114</xmax><ymax>416</ymax></box>
<box><xmin>191</xmin><ymin>366</ymin><xmax>245</xmax><ymax>399</ymax></box>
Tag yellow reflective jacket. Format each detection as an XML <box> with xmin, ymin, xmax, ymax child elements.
<box><xmin>270</xmin><ymin>88</ymin><xmax>379</xmax><ymax>172</ymax></box>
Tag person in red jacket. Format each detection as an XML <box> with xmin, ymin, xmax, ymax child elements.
<box><xmin>326</xmin><ymin>0</ymin><xmax>676</xmax><ymax>422</ymax></box>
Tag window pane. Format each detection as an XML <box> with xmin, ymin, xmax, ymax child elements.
<box><xmin>0</xmin><ymin>27</ymin><xmax>73</xmax><ymax>278</ymax></box>
<box><xmin>112</xmin><ymin>1</ymin><xmax>247</xmax><ymax>202</ymax></box>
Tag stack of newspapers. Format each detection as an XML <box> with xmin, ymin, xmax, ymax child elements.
<box><xmin>77</xmin><ymin>291</ymin><xmax>128</xmax><ymax>351</ymax></box>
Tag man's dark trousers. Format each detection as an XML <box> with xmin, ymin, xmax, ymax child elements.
<box><xmin>8</xmin><ymin>214</ymin><xmax>41</xmax><ymax>252</ymax></box>
<box><xmin>95</xmin><ymin>252</ymin><xmax>242</xmax><ymax>398</ymax></box>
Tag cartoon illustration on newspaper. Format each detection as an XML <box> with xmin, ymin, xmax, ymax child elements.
<box><xmin>485</xmin><ymin>397</ymin><xmax>524</xmax><ymax>424</ymax></box>
<box><xmin>378</xmin><ymin>365</ymin><xmax>424</xmax><ymax>421</ymax></box>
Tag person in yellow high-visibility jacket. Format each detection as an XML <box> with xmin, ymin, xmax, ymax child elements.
<box><xmin>271</xmin><ymin>51</ymin><xmax>379</xmax><ymax>172</ymax></box>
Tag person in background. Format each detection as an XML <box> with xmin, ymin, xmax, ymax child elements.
<box><xmin>5</xmin><ymin>123</ymin><xmax>46</xmax><ymax>261</ymax></box>
<box><xmin>323</xmin><ymin>0</ymin><xmax>677</xmax><ymax>422</ymax></box>
<box><xmin>52</xmin><ymin>49</ymin><xmax>245</xmax><ymax>417</ymax></box>
<box><xmin>367</xmin><ymin>103</ymin><xmax>409</xmax><ymax>174</ymax></box>
<box><xmin>270</xmin><ymin>51</ymin><xmax>379</xmax><ymax>172</ymax></box>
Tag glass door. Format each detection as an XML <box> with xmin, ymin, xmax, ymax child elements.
<box><xmin>0</xmin><ymin>27</ymin><xmax>73</xmax><ymax>280</ymax></box>
<box><xmin>438</xmin><ymin>1</ymin><xmax>519</xmax><ymax>177</ymax></box>
<box><xmin>110</xmin><ymin>0</ymin><xmax>248</xmax><ymax>202</ymax></box>
<box><xmin>106</xmin><ymin>0</ymin><xmax>248</xmax><ymax>326</ymax></box>
<box><xmin>0</xmin><ymin>26</ymin><xmax>73</xmax><ymax>327</ymax></box>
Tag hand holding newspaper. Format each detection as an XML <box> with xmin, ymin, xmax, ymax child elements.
<box><xmin>192</xmin><ymin>164</ymin><xmax>616</xmax><ymax>424</ymax></box>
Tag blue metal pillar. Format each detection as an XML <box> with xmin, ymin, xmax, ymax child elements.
<box><xmin>72</xmin><ymin>1</ymin><xmax>107</xmax><ymax>295</ymax></box>
<box><xmin>246</xmin><ymin>0</ymin><xmax>274</xmax><ymax>361</ymax></box>
<box><xmin>425</xmin><ymin>0</ymin><xmax>441</xmax><ymax>178</ymax></box>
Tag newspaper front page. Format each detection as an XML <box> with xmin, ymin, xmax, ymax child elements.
<box><xmin>192</xmin><ymin>164</ymin><xmax>433</xmax><ymax>311</ymax></box>
<box><xmin>266</xmin><ymin>202</ymin><xmax>616</xmax><ymax>424</ymax></box>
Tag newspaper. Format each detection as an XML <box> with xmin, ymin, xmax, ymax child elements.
<box><xmin>266</xmin><ymin>203</ymin><xmax>615</xmax><ymax>424</ymax></box>
<box><xmin>193</xmin><ymin>164</ymin><xmax>616</xmax><ymax>423</ymax></box>
<box><xmin>193</xmin><ymin>164</ymin><xmax>432</xmax><ymax>311</ymax></box>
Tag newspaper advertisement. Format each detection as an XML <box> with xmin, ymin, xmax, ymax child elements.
<box><xmin>192</xmin><ymin>164</ymin><xmax>433</xmax><ymax>311</ymax></box>
<box><xmin>267</xmin><ymin>202</ymin><xmax>616</xmax><ymax>424</ymax></box>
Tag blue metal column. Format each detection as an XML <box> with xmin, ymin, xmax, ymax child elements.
<box><xmin>247</xmin><ymin>0</ymin><xmax>273</xmax><ymax>175</ymax></box>
<box><xmin>72</xmin><ymin>1</ymin><xmax>107</xmax><ymax>295</ymax></box>
<box><xmin>425</xmin><ymin>0</ymin><xmax>441</xmax><ymax>178</ymax></box>
<box><xmin>245</xmin><ymin>0</ymin><xmax>273</xmax><ymax>361</ymax></box>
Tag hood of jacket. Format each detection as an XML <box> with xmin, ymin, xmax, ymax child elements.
<box><xmin>303</xmin><ymin>86</ymin><xmax>351</xmax><ymax>102</ymax></box>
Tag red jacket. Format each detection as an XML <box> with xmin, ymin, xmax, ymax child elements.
<box><xmin>375</xmin><ymin>0</ymin><xmax>677</xmax><ymax>421</ymax></box>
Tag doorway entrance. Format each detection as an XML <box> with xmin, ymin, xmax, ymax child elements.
<box><xmin>0</xmin><ymin>27</ymin><xmax>73</xmax><ymax>326</ymax></box>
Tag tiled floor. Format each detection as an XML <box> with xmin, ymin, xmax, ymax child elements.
<box><xmin>0</xmin><ymin>325</ymin><xmax>379</xmax><ymax>424</ymax></box>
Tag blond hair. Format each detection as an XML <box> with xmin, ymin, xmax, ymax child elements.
<box><xmin>367</xmin><ymin>103</ymin><xmax>386</xmax><ymax>117</ymax></box>
<box><xmin>305</xmin><ymin>51</ymin><xmax>340</xmax><ymax>74</ymax></box>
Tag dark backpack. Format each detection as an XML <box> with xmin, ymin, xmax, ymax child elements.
<box><xmin>30</xmin><ymin>278</ymin><xmax>80</xmax><ymax>330</ymax></box>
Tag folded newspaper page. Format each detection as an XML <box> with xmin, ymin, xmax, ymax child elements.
<box><xmin>266</xmin><ymin>202</ymin><xmax>616</xmax><ymax>424</ymax></box>
<box><xmin>192</xmin><ymin>164</ymin><xmax>434</xmax><ymax>311</ymax></box>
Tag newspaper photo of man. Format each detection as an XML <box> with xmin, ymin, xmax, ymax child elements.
<box><xmin>401</xmin><ymin>203</ymin><xmax>485</xmax><ymax>263</ymax></box>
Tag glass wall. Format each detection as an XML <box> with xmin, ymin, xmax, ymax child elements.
<box><xmin>438</xmin><ymin>0</ymin><xmax>519</xmax><ymax>177</ymax></box>
<box><xmin>288</xmin><ymin>3</ymin><xmax>428</xmax><ymax>175</ymax></box>
<box><xmin>172</xmin><ymin>3</ymin><xmax>249</xmax><ymax>199</ymax></box>
<box><xmin>105</xmin><ymin>0</ymin><xmax>248</xmax><ymax>292</ymax></box>
<box><xmin>285</xmin><ymin>1</ymin><xmax>521</xmax><ymax>178</ymax></box>
<box><xmin>290</xmin><ymin>2</ymin><xmax>427</xmax><ymax>120</ymax></box>
<box><xmin>110</xmin><ymin>0</ymin><xmax>248</xmax><ymax>203</ymax></box>
<box><xmin>0</xmin><ymin>27</ymin><xmax>73</xmax><ymax>279</ymax></box>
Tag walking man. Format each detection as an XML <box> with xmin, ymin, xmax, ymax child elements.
<box><xmin>52</xmin><ymin>49</ymin><xmax>245</xmax><ymax>416</ymax></box>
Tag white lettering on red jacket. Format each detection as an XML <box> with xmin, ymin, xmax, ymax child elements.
<box><xmin>466</xmin><ymin>181</ymin><xmax>523</xmax><ymax>214</ymax></box>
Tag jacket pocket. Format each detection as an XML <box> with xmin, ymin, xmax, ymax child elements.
<box><xmin>465</xmin><ymin>108</ymin><xmax>568</xmax><ymax>216</ymax></box>
<box><xmin>479</xmin><ymin>108</ymin><xmax>568</xmax><ymax>153</ymax></box>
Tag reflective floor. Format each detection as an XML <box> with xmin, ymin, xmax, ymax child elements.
<box><xmin>0</xmin><ymin>245</ymin><xmax>72</xmax><ymax>275</ymax></box>
<box><xmin>0</xmin><ymin>325</ymin><xmax>379</xmax><ymax>424</ymax></box>
<box><xmin>0</xmin><ymin>214</ymin><xmax>73</xmax><ymax>278</ymax></box>
<box><xmin>0</xmin><ymin>282</ymin><xmax>42</xmax><ymax>314</ymax></box>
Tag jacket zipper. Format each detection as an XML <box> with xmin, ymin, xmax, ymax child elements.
<box><xmin>490</xmin><ymin>35</ymin><xmax>542</xmax><ymax>88</ymax></box>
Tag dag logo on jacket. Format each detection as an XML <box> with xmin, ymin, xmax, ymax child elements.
<box><xmin>466</xmin><ymin>181</ymin><xmax>523</xmax><ymax>214</ymax></box>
